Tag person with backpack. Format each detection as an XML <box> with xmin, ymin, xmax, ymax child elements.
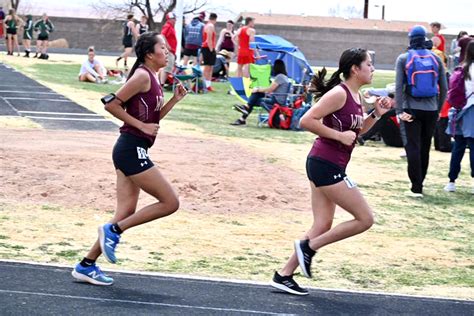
<box><xmin>270</xmin><ymin>48</ymin><xmax>391</xmax><ymax>296</ymax></box>
<box><xmin>444</xmin><ymin>39</ymin><xmax>474</xmax><ymax>193</ymax></box>
<box><xmin>181</xmin><ymin>13</ymin><xmax>204</xmax><ymax>66</ymax></box>
<box><xmin>395</xmin><ymin>25</ymin><xmax>448</xmax><ymax>198</ymax></box>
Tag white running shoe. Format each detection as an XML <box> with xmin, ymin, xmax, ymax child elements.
<box><xmin>404</xmin><ymin>190</ymin><xmax>423</xmax><ymax>198</ymax></box>
<box><xmin>444</xmin><ymin>182</ymin><xmax>456</xmax><ymax>192</ymax></box>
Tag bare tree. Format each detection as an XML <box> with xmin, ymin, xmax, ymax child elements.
<box><xmin>363</xmin><ymin>0</ymin><xmax>369</xmax><ymax>19</ymax></box>
<box><xmin>92</xmin><ymin>0</ymin><xmax>208</xmax><ymax>30</ymax></box>
<box><xmin>328</xmin><ymin>4</ymin><xmax>362</xmax><ymax>19</ymax></box>
<box><xmin>11</xmin><ymin>0</ymin><xmax>21</xmax><ymax>10</ymax></box>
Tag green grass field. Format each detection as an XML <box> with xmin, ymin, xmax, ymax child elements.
<box><xmin>7</xmin><ymin>59</ymin><xmax>396</xmax><ymax>144</ymax></box>
<box><xmin>0</xmin><ymin>55</ymin><xmax>472</xmax><ymax>299</ymax></box>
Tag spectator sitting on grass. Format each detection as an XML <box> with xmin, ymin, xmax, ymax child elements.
<box><xmin>78</xmin><ymin>47</ymin><xmax>107</xmax><ymax>84</ymax></box>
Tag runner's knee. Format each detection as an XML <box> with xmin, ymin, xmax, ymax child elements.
<box><xmin>358</xmin><ymin>210</ymin><xmax>374</xmax><ymax>231</ymax></box>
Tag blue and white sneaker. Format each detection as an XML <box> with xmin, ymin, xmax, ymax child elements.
<box><xmin>98</xmin><ymin>223</ymin><xmax>120</xmax><ymax>264</ymax></box>
<box><xmin>71</xmin><ymin>263</ymin><xmax>113</xmax><ymax>286</ymax></box>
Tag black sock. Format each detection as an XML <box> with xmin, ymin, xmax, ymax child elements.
<box><xmin>110</xmin><ymin>223</ymin><xmax>123</xmax><ymax>234</ymax></box>
<box><xmin>80</xmin><ymin>257</ymin><xmax>95</xmax><ymax>267</ymax></box>
<box><xmin>303</xmin><ymin>240</ymin><xmax>316</xmax><ymax>256</ymax></box>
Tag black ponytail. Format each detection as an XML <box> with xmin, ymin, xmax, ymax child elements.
<box><xmin>127</xmin><ymin>32</ymin><xmax>162</xmax><ymax>80</ymax></box>
<box><xmin>309</xmin><ymin>48</ymin><xmax>368</xmax><ymax>101</ymax></box>
<box><xmin>463</xmin><ymin>40</ymin><xmax>474</xmax><ymax>81</ymax></box>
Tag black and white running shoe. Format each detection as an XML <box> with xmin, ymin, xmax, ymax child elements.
<box><xmin>233</xmin><ymin>104</ymin><xmax>249</xmax><ymax>115</ymax></box>
<box><xmin>294</xmin><ymin>239</ymin><xmax>316</xmax><ymax>278</ymax></box>
<box><xmin>270</xmin><ymin>271</ymin><xmax>308</xmax><ymax>296</ymax></box>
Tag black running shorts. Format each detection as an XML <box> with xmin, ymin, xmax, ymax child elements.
<box><xmin>37</xmin><ymin>34</ymin><xmax>49</xmax><ymax>41</ymax></box>
<box><xmin>112</xmin><ymin>133</ymin><xmax>154</xmax><ymax>176</ymax></box>
<box><xmin>306</xmin><ymin>157</ymin><xmax>347</xmax><ymax>187</ymax></box>
<box><xmin>201</xmin><ymin>47</ymin><xmax>216</xmax><ymax>66</ymax></box>
<box><xmin>183</xmin><ymin>47</ymin><xmax>199</xmax><ymax>57</ymax></box>
<box><xmin>122</xmin><ymin>37</ymin><xmax>133</xmax><ymax>48</ymax></box>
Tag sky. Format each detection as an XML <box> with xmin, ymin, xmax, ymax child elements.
<box><xmin>17</xmin><ymin>0</ymin><xmax>474</xmax><ymax>32</ymax></box>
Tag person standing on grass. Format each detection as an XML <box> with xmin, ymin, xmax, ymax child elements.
<box><xmin>159</xmin><ymin>12</ymin><xmax>177</xmax><ymax>86</ymax></box>
<box><xmin>33</xmin><ymin>13</ymin><xmax>54</xmax><ymax>59</ymax></box>
<box><xmin>72</xmin><ymin>32</ymin><xmax>187</xmax><ymax>286</ymax></box>
<box><xmin>116</xmin><ymin>14</ymin><xmax>138</xmax><ymax>69</ymax></box>
<box><xmin>4</xmin><ymin>8</ymin><xmax>23</xmax><ymax>56</ymax></box>
<box><xmin>430</xmin><ymin>22</ymin><xmax>446</xmax><ymax>53</ymax></box>
<box><xmin>444</xmin><ymin>39</ymin><xmax>474</xmax><ymax>194</ymax></box>
<box><xmin>22</xmin><ymin>14</ymin><xmax>34</xmax><ymax>58</ymax></box>
<box><xmin>216</xmin><ymin>20</ymin><xmax>235</xmax><ymax>58</ymax></box>
<box><xmin>201</xmin><ymin>12</ymin><xmax>218</xmax><ymax>92</ymax></box>
<box><xmin>136</xmin><ymin>16</ymin><xmax>149</xmax><ymax>35</ymax></box>
<box><xmin>270</xmin><ymin>48</ymin><xmax>391</xmax><ymax>296</ymax></box>
<box><xmin>234</xmin><ymin>17</ymin><xmax>257</xmax><ymax>78</ymax></box>
<box><xmin>395</xmin><ymin>25</ymin><xmax>447</xmax><ymax>198</ymax></box>
<box><xmin>0</xmin><ymin>7</ymin><xmax>5</xmax><ymax>40</ymax></box>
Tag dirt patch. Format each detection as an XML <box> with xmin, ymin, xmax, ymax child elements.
<box><xmin>0</xmin><ymin>128</ymin><xmax>309</xmax><ymax>214</ymax></box>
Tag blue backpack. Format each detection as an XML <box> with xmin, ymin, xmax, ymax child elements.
<box><xmin>185</xmin><ymin>20</ymin><xmax>204</xmax><ymax>46</ymax></box>
<box><xmin>405</xmin><ymin>49</ymin><xmax>439</xmax><ymax>97</ymax></box>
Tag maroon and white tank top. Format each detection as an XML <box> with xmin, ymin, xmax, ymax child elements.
<box><xmin>119</xmin><ymin>66</ymin><xmax>164</xmax><ymax>147</ymax></box>
<box><xmin>308</xmin><ymin>83</ymin><xmax>364</xmax><ymax>168</ymax></box>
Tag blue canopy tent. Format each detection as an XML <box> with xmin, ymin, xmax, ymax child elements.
<box><xmin>250</xmin><ymin>35</ymin><xmax>314</xmax><ymax>84</ymax></box>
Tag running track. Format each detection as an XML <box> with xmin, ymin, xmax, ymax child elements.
<box><xmin>0</xmin><ymin>62</ymin><xmax>116</xmax><ymax>131</ymax></box>
<box><xmin>0</xmin><ymin>261</ymin><xmax>472</xmax><ymax>315</ymax></box>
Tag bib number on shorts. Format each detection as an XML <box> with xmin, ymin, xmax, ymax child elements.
<box><xmin>136</xmin><ymin>147</ymin><xmax>149</xmax><ymax>160</ymax></box>
<box><xmin>343</xmin><ymin>176</ymin><xmax>357</xmax><ymax>189</ymax></box>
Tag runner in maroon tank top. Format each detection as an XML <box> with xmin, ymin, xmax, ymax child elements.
<box><xmin>72</xmin><ymin>32</ymin><xmax>187</xmax><ymax>286</ymax></box>
<box><xmin>270</xmin><ymin>48</ymin><xmax>392</xmax><ymax>295</ymax></box>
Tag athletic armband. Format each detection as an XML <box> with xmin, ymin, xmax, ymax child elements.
<box><xmin>101</xmin><ymin>93</ymin><xmax>124</xmax><ymax>105</ymax></box>
<box><xmin>370</xmin><ymin>111</ymin><xmax>380</xmax><ymax>121</ymax></box>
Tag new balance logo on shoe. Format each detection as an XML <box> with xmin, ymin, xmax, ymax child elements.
<box><xmin>88</xmin><ymin>270</ymin><xmax>99</xmax><ymax>279</ymax></box>
<box><xmin>105</xmin><ymin>238</ymin><xmax>115</xmax><ymax>249</ymax></box>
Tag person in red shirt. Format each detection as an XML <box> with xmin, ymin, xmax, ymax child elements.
<box><xmin>160</xmin><ymin>12</ymin><xmax>178</xmax><ymax>85</ymax></box>
<box><xmin>430</xmin><ymin>22</ymin><xmax>446</xmax><ymax>53</ymax></box>
<box><xmin>234</xmin><ymin>17</ymin><xmax>257</xmax><ymax>78</ymax></box>
<box><xmin>0</xmin><ymin>7</ymin><xmax>5</xmax><ymax>39</ymax></box>
<box><xmin>201</xmin><ymin>12</ymin><xmax>218</xmax><ymax>92</ymax></box>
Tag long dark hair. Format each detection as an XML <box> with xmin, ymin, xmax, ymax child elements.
<box><xmin>463</xmin><ymin>40</ymin><xmax>474</xmax><ymax>81</ymax></box>
<box><xmin>309</xmin><ymin>48</ymin><xmax>368</xmax><ymax>100</ymax></box>
<box><xmin>127</xmin><ymin>32</ymin><xmax>162</xmax><ymax>80</ymax></box>
<box><xmin>272</xmin><ymin>59</ymin><xmax>287</xmax><ymax>76</ymax></box>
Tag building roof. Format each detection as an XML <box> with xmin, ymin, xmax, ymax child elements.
<box><xmin>238</xmin><ymin>12</ymin><xmax>431</xmax><ymax>33</ymax></box>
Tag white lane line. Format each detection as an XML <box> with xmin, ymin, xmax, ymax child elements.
<box><xmin>0</xmin><ymin>84</ymin><xmax>50</xmax><ymax>89</ymax></box>
<box><xmin>0</xmin><ymin>91</ymin><xmax>57</xmax><ymax>94</ymax></box>
<box><xmin>3</xmin><ymin>97</ymin><xmax>70</xmax><ymax>102</ymax></box>
<box><xmin>19</xmin><ymin>110</ymin><xmax>102</xmax><ymax>116</ymax></box>
<box><xmin>0</xmin><ymin>97</ymin><xmax>20</xmax><ymax>115</ymax></box>
<box><xmin>0</xmin><ymin>289</ymin><xmax>285</xmax><ymax>315</ymax></box>
<box><xmin>25</xmin><ymin>116</ymin><xmax>109</xmax><ymax>121</ymax></box>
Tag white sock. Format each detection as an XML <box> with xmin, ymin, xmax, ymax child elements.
<box><xmin>206</xmin><ymin>80</ymin><xmax>211</xmax><ymax>88</ymax></box>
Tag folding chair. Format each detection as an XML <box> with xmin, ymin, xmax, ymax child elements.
<box><xmin>173</xmin><ymin>65</ymin><xmax>203</xmax><ymax>94</ymax></box>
